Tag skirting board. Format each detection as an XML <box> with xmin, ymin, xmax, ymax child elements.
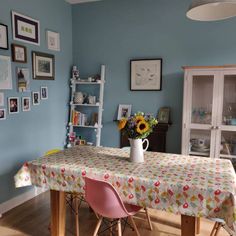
<box><xmin>0</xmin><ymin>187</ymin><xmax>47</xmax><ymax>218</ymax></box>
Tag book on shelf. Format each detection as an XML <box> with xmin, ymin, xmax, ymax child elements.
<box><xmin>71</xmin><ymin>110</ymin><xmax>87</xmax><ymax>126</ymax></box>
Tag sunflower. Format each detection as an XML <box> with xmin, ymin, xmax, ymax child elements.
<box><xmin>136</xmin><ymin>121</ymin><xmax>149</xmax><ymax>134</ymax></box>
<box><xmin>118</xmin><ymin>118</ymin><xmax>127</xmax><ymax>130</ymax></box>
<box><xmin>135</xmin><ymin>115</ymin><xmax>145</xmax><ymax>124</ymax></box>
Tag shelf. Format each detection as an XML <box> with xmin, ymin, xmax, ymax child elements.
<box><xmin>189</xmin><ymin>151</ymin><xmax>210</xmax><ymax>157</ymax></box>
<box><xmin>70</xmin><ymin>103</ymin><xmax>100</xmax><ymax>107</ymax></box>
<box><xmin>220</xmin><ymin>154</ymin><xmax>236</xmax><ymax>159</ymax></box>
<box><xmin>71</xmin><ymin>80</ymin><xmax>105</xmax><ymax>85</ymax></box>
<box><xmin>71</xmin><ymin>125</ymin><xmax>102</xmax><ymax>129</ymax></box>
<box><xmin>189</xmin><ymin>123</ymin><xmax>212</xmax><ymax>130</ymax></box>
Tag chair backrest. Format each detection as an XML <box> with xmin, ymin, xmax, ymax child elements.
<box><xmin>45</xmin><ymin>149</ymin><xmax>61</xmax><ymax>156</ymax></box>
<box><xmin>85</xmin><ymin>177</ymin><xmax>129</xmax><ymax>219</ymax></box>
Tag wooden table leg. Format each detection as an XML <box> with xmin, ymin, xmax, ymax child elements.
<box><xmin>196</xmin><ymin>217</ymin><xmax>200</xmax><ymax>234</ymax></box>
<box><xmin>181</xmin><ymin>215</ymin><xmax>196</xmax><ymax>236</ymax></box>
<box><xmin>50</xmin><ymin>190</ymin><xmax>66</xmax><ymax>236</ymax></box>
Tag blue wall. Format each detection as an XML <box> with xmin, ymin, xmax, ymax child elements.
<box><xmin>72</xmin><ymin>0</ymin><xmax>236</xmax><ymax>154</ymax></box>
<box><xmin>0</xmin><ymin>0</ymin><xmax>72</xmax><ymax>203</ymax></box>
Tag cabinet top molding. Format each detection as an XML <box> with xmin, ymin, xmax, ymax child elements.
<box><xmin>182</xmin><ymin>65</ymin><xmax>236</xmax><ymax>70</ymax></box>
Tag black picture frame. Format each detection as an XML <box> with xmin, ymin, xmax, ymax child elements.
<box><xmin>11</xmin><ymin>44</ymin><xmax>27</xmax><ymax>63</ymax></box>
<box><xmin>158</xmin><ymin>107</ymin><xmax>170</xmax><ymax>124</ymax></box>
<box><xmin>130</xmin><ymin>58</ymin><xmax>162</xmax><ymax>91</ymax></box>
<box><xmin>32</xmin><ymin>51</ymin><xmax>55</xmax><ymax>80</ymax></box>
<box><xmin>0</xmin><ymin>24</ymin><xmax>9</xmax><ymax>50</ymax></box>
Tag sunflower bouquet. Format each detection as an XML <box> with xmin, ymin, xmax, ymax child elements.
<box><xmin>118</xmin><ymin>112</ymin><xmax>158</xmax><ymax>139</ymax></box>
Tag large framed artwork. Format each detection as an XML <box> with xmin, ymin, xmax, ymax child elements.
<box><xmin>12</xmin><ymin>11</ymin><xmax>40</xmax><ymax>46</ymax></box>
<box><xmin>0</xmin><ymin>56</ymin><xmax>12</xmax><ymax>90</ymax></box>
<box><xmin>0</xmin><ymin>24</ymin><xmax>9</xmax><ymax>50</ymax></box>
<box><xmin>32</xmin><ymin>51</ymin><xmax>55</xmax><ymax>80</ymax></box>
<box><xmin>130</xmin><ymin>59</ymin><xmax>162</xmax><ymax>91</ymax></box>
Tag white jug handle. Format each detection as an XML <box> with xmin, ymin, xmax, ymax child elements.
<box><xmin>142</xmin><ymin>139</ymin><xmax>149</xmax><ymax>152</ymax></box>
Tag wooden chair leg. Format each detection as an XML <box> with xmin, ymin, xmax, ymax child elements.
<box><xmin>129</xmin><ymin>216</ymin><xmax>140</xmax><ymax>236</ymax></box>
<box><xmin>117</xmin><ymin>219</ymin><xmax>122</xmax><ymax>236</ymax></box>
<box><xmin>74</xmin><ymin>197</ymin><xmax>79</xmax><ymax>236</ymax></box>
<box><xmin>144</xmin><ymin>208</ymin><xmax>153</xmax><ymax>231</ymax></box>
<box><xmin>93</xmin><ymin>217</ymin><xmax>103</xmax><ymax>236</ymax></box>
<box><xmin>109</xmin><ymin>219</ymin><xmax>113</xmax><ymax>236</ymax></box>
<box><xmin>214</xmin><ymin>223</ymin><xmax>222</xmax><ymax>236</ymax></box>
<box><xmin>196</xmin><ymin>217</ymin><xmax>200</xmax><ymax>234</ymax></box>
<box><xmin>210</xmin><ymin>222</ymin><xmax>221</xmax><ymax>236</ymax></box>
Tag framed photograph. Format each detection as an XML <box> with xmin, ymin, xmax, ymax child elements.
<box><xmin>130</xmin><ymin>59</ymin><xmax>162</xmax><ymax>91</ymax></box>
<box><xmin>0</xmin><ymin>56</ymin><xmax>12</xmax><ymax>90</ymax></box>
<box><xmin>22</xmin><ymin>97</ymin><xmax>31</xmax><ymax>112</ymax></box>
<box><xmin>0</xmin><ymin>109</ymin><xmax>6</xmax><ymax>120</ymax></box>
<box><xmin>32</xmin><ymin>51</ymin><xmax>55</xmax><ymax>80</ymax></box>
<box><xmin>0</xmin><ymin>93</ymin><xmax>4</xmax><ymax>106</ymax></box>
<box><xmin>17</xmin><ymin>68</ymin><xmax>30</xmax><ymax>92</ymax></box>
<box><xmin>12</xmin><ymin>11</ymin><xmax>40</xmax><ymax>46</ymax></box>
<box><xmin>117</xmin><ymin>104</ymin><xmax>132</xmax><ymax>120</ymax></box>
<box><xmin>158</xmin><ymin>107</ymin><xmax>170</xmax><ymax>124</ymax></box>
<box><xmin>12</xmin><ymin>44</ymin><xmax>27</xmax><ymax>63</ymax></box>
<box><xmin>32</xmin><ymin>92</ymin><xmax>40</xmax><ymax>105</ymax></box>
<box><xmin>41</xmin><ymin>86</ymin><xmax>48</xmax><ymax>100</ymax></box>
<box><xmin>8</xmin><ymin>97</ymin><xmax>19</xmax><ymax>114</ymax></box>
<box><xmin>47</xmin><ymin>30</ymin><xmax>60</xmax><ymax>51</ymax></box>
<box><xmin>0</xmin><ymin>24</ymin><xmax>8</xmax><ymax>50</ymax></box>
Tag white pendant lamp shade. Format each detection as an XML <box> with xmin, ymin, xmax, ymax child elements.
<box><xmin>187</xmin><ymin>0</ymin><xmax>236</xmax><ymax>21</ymax></box>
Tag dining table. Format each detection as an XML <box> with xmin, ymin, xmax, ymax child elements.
<box><xmin>15</xmin><ymin>145</ymin><xmax>236</xmax><ymax>236</ymax></box>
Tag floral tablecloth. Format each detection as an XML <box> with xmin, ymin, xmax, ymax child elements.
<box><xmin>15</xmin><ymin>146</ymin><xmax>236</xmax><ymax>234</ymax></box>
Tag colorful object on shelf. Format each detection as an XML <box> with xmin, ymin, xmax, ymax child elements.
<box><xmin>72</xmin><ymin>65</ymin><xmax>79</xmax><ymax>79</ymax></box>
<box><xmin>15</xmin><ymin>146</ymin><xmax>236</xmax><ymax>234</ymax></box>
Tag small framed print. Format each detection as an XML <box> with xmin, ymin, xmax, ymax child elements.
<box><xmin>32</xmin><ymin>92</ymin><xmax>40</xmax><ymax>105</ymax></box>
<box><xmin>0</xmin><ymin>24</ymin><xmax>8</xmax><ymax>50</ymax></box>
<box><xmin>22</xmin><ymin>97</ymin><xmax>31</xmax><ymax>112</ymax></box>
<box><xmin>41</xmin><ymin>86</ymin><xmax>48</xmax><ymax>100</ymax></box>
<box><xmin>32</xmin><ymin>51</ymin><xmax>55</xmax><ymax>80</ymax></box>
<box><xmin>0</xmin><ymin>93</ymin><xmax>4</xmax><ymax>106</ymax></box>
<box><xmin>47</xmin><ymin>30</ymin><xmax>60</xmax><ymax>51</ymax></box>
<box><xmin>0</xmin><ymin>109</ymin><xmax>6</xmax><ymax>120</ymax></box>
<box><xmin>158</xmin><ymin>107</ymin><xmax>170</xmax><ymax>124</ymax></box>
<box><xmin>130</xmin><ymin>59</ymin><xmax>162</xmax><ymax>91</ymax></box>
<box><xmin>12</xmin><ymin>11</ymin><xmax>40</xmax><ymax>46</ymax></box>
<box><xmin>12</xmin><ymin>44</ymin><xmax>27</xmax><ymax>63</ymax></box>
<box><xmin>117</xmin><ymin>104</ymin><xmax>132</xmax><ymax>120</ymax></box>
<box><xmin>8</xmin><ymin>97</ymin><xmax>19</xmax><ymax>114</ymax></box>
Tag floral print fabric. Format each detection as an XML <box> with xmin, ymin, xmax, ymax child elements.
<box><xmin>15</xmin><ymin>146</ymin><xmax>236</xmax><ymax>234</ymax></box>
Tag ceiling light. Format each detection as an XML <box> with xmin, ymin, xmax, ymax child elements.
<box><xmin>187</xmin><ymin>0</ymin><xmax>236</xmax><ymax>21</ymax></box>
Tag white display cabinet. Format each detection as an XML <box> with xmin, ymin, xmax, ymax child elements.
<box><xmin>182</xmin><ymin>66</ymin><xmax>236</xmax><ymax>168</ymax></box>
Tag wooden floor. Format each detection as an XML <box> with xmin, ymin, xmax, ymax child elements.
<box><xmin>0</xmin><ymin>191</ymin><xmax>228</xmax><ymax>236</ymax></box>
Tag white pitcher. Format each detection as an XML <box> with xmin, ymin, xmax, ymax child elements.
<box><xmin>129</xmin><ymin>138</ymin><xmax>149</xmax><ymax>163</ymax></box>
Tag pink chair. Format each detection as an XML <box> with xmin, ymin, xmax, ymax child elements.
<box><xmin>85</xmin><ymin>177</ymin><xmax>141</xmax><ymax>236</ymax></box>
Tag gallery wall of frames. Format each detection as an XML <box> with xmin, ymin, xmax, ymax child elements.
<box><xmin>0</xmin><ymin>11</ymin><xmax>60</xmax><ymax>120</ymax></box>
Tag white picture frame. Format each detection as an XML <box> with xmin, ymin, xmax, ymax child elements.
<box><xmin>0</xmin><ymin>24</ymin><xmax>8</xmax><ymax>50</ymax></box>
<box><xmin>41</xmin><ymin>86</ymin><xmax>48</xmax><ymax>100</ymax></box>
<box><xmin>0</xmin><ymin>108</ymin><xmax>6</xmax><ymax>120</ymax></box>
<box><xmin>22</xmin><ymin>97</ymin><xmax>31</xmax><ymax>112</ymax></box>
<box><xmin>32</xmin><ymin>92</ymin><xmax>40</xmax><ymax>105</ymax></box>
<box><xmin>12</xmin><ymin>11</ymin><xmax>40</xmax><ymax>46</ymax></box>
<box><xmin>0</xmin><ymin>93</ymin><xmax>4</xmax><ymax>106</ymax></box>
<box><xmin>130</xmin><ymin>59</ymin><xmax>162</xmax><ymax>91</ymax></box>
<box><xmin>47</xmin><ymin>30</ymin><xmax>60</xmax><ymax>51</ymax></box>
<box><xmin>8</xmin><ymin>97</ymin><xmax>19</xmax><ymax>114</ymax></box>
<box><xmin>0</xmin><ymin>56</ymin><xmax>12</xmax><ymax>90</ymax></box>
<box><xmin>117</xmin><ymin>104</ymin><xmax>132</xmax><ymax>120</ymax></box>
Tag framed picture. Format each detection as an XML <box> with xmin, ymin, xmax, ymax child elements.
<box><xmin>22</xmin><ymin>97</ymin><xmax>31</xmax><ymax>112</ymax></box>
<box><xmin>0</xmin><ymin>109</ymin><xmax>6</xmax><ymax>120</ymax></box>
<box><xmin>41</xmin><ymin>86</ymin><xmax>48</xmax><ymax>100</ymax></box>
<box><xmin>32</xmin><ymin>92</ymin><xmax>40</xmax><ymax>105</ymax></box>
<box><xmin>158</xmin><ymin>107</ymin><xmax>170</xmax><ymax>124</ymax></box>
<box><xmin>0</xmin><ymin>56</ymin><xmax>12</xmax><ymax>90</ymax></box>
<box><xmin>117</xmin><ymin>104</ymin><xmax>132</xmax><ymax>120</ymax></box>
<box><xmin>17</xmin><ymin>68</ymin><xmax>30</xmax><ymax>92</ymax></box>
<box><xmin>130</xmin><ymin>59</ymin><xmax>162</xmax><ymax>91</ymax></box>
<box><xmin>0</xmin><ymin>93</ymin><xmax>4</xmax><ymax>106</ymax></box>
<box><xmin>12</xmin><ymin>44</ymin><xmax>27</xmax><ymax>63</ymax></box>
<box><xmin>8</xmin><ymin>97</ymin><xmax>19</xmax><ymax>114</ymax></box>
<box><xmin>32</xmin><ymin>51</ymin><xmax>55</xmax><ymax>80</ymax></box>
<box><xmin>12</xmin><ymin>11</ymin><xmax>40</xmax><ymax>46</ymax></box>
<box><xmin>0</xmin><ymin>24</ymin><xmax>8</xmax><ymax>50</ymax></box>
<box><xmin>47</xmin><ymin>30</ymin><xmax>60</xmax><ymax>51</ymax></box>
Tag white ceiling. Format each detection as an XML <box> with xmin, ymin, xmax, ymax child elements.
<box><xmin>65</xmin><ymin>0</ymin><xmax>102</xmax><ymax>4</ymax></box>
